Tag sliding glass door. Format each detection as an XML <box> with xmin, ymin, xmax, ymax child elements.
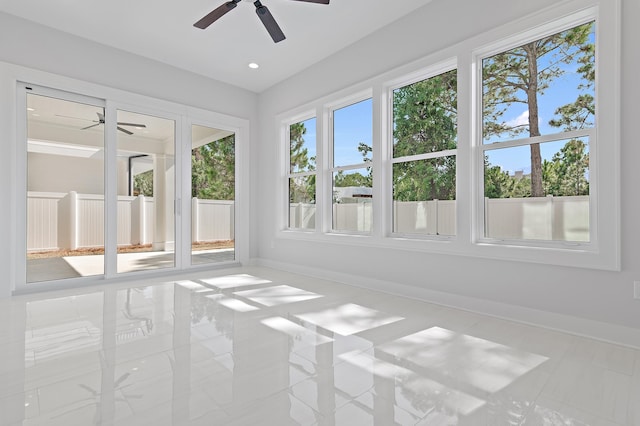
<box><xmin>116</xmin><ymin>110</ymin><xmax>176</xmax><ymax>274</ymax></box>
<box><xmin>190</xmin><ymin>124</ymin><xmax>235</xmax><ymax>265</ymax></box>
<box><xmin>20</xmin><ymin>84</ymin><xmax>242</xmax><ymax>287</ymax></box>
<box><xmin>25</xmin><ymin>91</ymin><xmax>106</xmax><ymax>283</ymax></box>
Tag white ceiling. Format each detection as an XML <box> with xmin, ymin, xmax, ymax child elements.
<box><xmin>0</xmin><ymin>0</ymin><xmax>432</xmax><ymax>93</ymax></box>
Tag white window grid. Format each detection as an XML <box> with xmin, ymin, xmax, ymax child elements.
<box><xmin>387</xmin><ymin>66</ymin><xmax>458</xmax><ymax>239</ymax></box>
<box><xmin>328</xmin><ymin>95</ymin><xmax>374</xmax><ymax>235</ymax></box>
<box><xmin>474</xmin><ymin>13</ymin><xmax>599</xmax><ymax>249</ymax></box>
<box><xmin>285</xmin><ymin>115</ymin><xmax>317</xmax><ymax>231</ymax></box>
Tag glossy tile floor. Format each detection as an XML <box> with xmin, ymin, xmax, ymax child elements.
<box><xmin>1</xmin><ymin>267</ymin><xmax>638</xmax><ymax>426</ymax></box>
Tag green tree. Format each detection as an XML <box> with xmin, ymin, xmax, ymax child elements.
<box><xmin>133</xmin><ymin>170</ymin><xmax>153</xmax><ymax>196</ymax></box>
<box><xmin>551</xmin><ymin>139</ymin><xmax>589</xmax><ymax>196</ymax></box>
<box><xmin>484</xmin><ymin>160</ymin><xmax>531</xmax><ymax>199</ymax></box>
<box><xmin>484</xmin><ymin>157</ymin><xmax>511</xmax><ymax>198</ymax></box>
<box><xmin>334</xmin><ymin>170</ymin><xmax>371</xmax><ymax>188</ymax></box>
<box><xmin>482</xmin><ymin>22</ymin><xmax>594</xmax><ymax>197</ymax></box>
<box><xmin>191</xmin><ymin>134</ymin><xmax>235</xmax><ymax>200</ymax></box>
<box><xmin>290</xmin><ymin>175</ymin><xmax>315</xmax><ymax>203</ymax></box>
<box><xmin>392</xmin><ymin>69</ymin><xmax>457</xmax><ymax>201</ymax></box>
<box><xmin>289</xmin><ymin>122</ymin><xmax>316</xmax><ymax>203</ymax></box>
<box><xmin>542</xmin><ymin>159</ymin><xmax>561</xmax><ymax>196</ymax></box>
<box><xmin>289</xmin><ymin>122</ymin><xmax>314</xmax><ymax>173</ymax></box>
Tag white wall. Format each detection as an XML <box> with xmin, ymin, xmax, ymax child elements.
<box><xmin>0</xmin><ymin>12</ymin><xmax>258</xmax><ymax>296</ymax></box>
<box><xmin>256</xmin><ymin>0</ymin><xmax>640</xmax><ymax>341</ymax></box>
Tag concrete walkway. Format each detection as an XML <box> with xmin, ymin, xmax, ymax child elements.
<box><xmin>26</xmin><ymin>249</ymin><xmax>235</xmax><ymax>283</ymax></box>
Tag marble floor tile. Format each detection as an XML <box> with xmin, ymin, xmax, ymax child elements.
<box><xmin>0</xmin><ymin>266</ymin><xmax>637</xmax><ymax>426</ymax></box>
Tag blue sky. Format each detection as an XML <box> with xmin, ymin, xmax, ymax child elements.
<box><xmin>333</xmin><ymin>98</ymin><xmax>373</xmax><ymax>166</ymax></box>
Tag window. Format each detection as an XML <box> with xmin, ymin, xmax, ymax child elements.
<box><xmin>480</xmin><ymin>21</ymin><xmax>595</xmax><ymax>244</ymax></box>
<box><xmin>391</xmin><ymin>69</ymin><xmax>457</xmax><ymax>237</ymax></box>
<box><xmin>287</xmin><ymin>117</ymin><xmax>317</xmax><ymax>230</ymax></box>
<box><xmin>330</xmin><ymin>98</ymin><xmax>373</xmax><ymax>233</ymax></box>
<box><xmin>278</xmin><ymin>3</ymin><xmax>618</xmax><ymax>270</ymax></box>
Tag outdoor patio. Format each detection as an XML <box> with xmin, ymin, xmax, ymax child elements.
<box><xmin>26</xmin><ymin>248</ymin><xmax>235</xmax><ymax>283</ymax></box>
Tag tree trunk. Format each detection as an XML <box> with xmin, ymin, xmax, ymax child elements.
<box><xmin>524</xmin><ymin>43</ymin><xmax>544</xmax><ymax>197</ymax></box>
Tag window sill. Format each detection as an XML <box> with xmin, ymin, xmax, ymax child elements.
<box><xmin>276</xmin><ymin>229</ymin><xmax>619</xmax><ymax>271</ymax></box>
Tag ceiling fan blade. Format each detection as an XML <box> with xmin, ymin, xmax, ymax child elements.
<box><xmin>117</xmin><ymin>126</ymin><xmax>134</xmax><ymax>135</ymax></box>
<box><xmin>81</xmin><ymin>123</ymin><xmax>101</xmax><ymax>130</ymax></box>
<box><xmin>291</xmin><ymin>0</ymin><xmax>329</xmax><ymax>4</ymax></box>
<box><xmin>254</xmin><ymin>1</ymin><xmax>285</xmax><ymax>43</ymax></box>
<box><xmin>117</xmin><ymin>122</ymin><xmax>147</xmax><ymax>128</ymax></box>
<box><xmin>194</xmin><ymin>1</ymin><xmax>239</xmax><ymax>29</ymax></box>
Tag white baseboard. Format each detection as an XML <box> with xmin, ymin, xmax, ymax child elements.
<box><xmin>252</xmin><ymin>257</ymin><xmax>640</xmax><ymax>350</ymax></box>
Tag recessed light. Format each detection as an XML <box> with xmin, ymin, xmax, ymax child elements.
<box><xmin>27</xmin><ymin>107</ymin><xmax>35</xmax><ymax>111</ymax></box>
<box><xmin>248</xmin><ymin>62</ymin><xmax>259</xmax><ymax>69</ymax></box>
<box><xmin>31</xmin><ymin>113</ymin><xmax>40</xmax><ymax>117</ymax></box>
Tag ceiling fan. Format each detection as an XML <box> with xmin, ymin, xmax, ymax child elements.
<box><xmin>80</xmin><ymin>112</ymin><xmax>146</xmax><ymax>136</ymax></box>
<box><xmin>194</xmin><ymin>0</ymin><xmax>330</xmax><ymax>43</ymax></box>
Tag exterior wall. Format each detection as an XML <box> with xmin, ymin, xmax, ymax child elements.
<box><xmin>27</xmin><ymin>154</ymin><xmax>135</xmax><ymax>196</ymax></box>
<box><xmin>27</xmin><ymin>153</ymin><xmax>104</xmax><ymax>194</ymax></box>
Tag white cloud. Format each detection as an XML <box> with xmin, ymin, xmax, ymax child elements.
<box><xmin>505</xmin><ymin>110</ymin><xmax>530</xmax><ymax>127</ymax></box>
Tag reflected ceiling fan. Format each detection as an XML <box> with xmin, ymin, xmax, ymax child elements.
<box><xmin>80</xmin><ymin>112</ymin><xmax>146</xmax><ymax>136</ymax></box>
<box><xmin>194</xmin><ymin>0</ymin><xmax>330</xmax><ymax>43</ymax></box>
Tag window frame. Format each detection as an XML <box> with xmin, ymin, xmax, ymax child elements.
<box><xmin>468</xmin><ymin>3</ymin><xmax>620</xmax><ymax>270</ymax></box>
<box><xmin>472</xmin><ymin>6</ymin><xmax>610</xmax><ymax>255</ymax></box>
<box><xmin>387</xmin><ymin>60</ymin><xmax>459</xmax><ymax>240</ymax></box>
<box><xmin>327</xmin><ymin>90</ymin><xmax>374</xmax><ymax>235</ymax></box>
<box><xmin>284</xmin><ymin>112</ymin><xmax>318</xmax><ymax>232</ymax></box>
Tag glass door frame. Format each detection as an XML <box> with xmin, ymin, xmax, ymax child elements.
<box><xmin>181</xmin><ymin>116</ymin><xmax>247</xmax><ymax>270</ymax></box>
<box><xmin>109</xmin><ymin>101</ymin><xmax>183</xmax><ymax>278</ymax></box>
<box><xmin>17</xmin><ymin>83</ymin><xmax>108</xmax><ymax>288</ymax></box>
<box><xmin>15</xmin><ymin>80</ymin><xmax>250</xmax><ymax>293</ymax></box>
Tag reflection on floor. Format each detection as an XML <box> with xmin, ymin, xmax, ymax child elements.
<box><xmin>1</xmin><ymin>266</ymin><xmax>638</xmax><ymax>425</ymax></box>
<box><xmin>26</xmin><ymin>249</ymin><xmax>235</xmax><ymax>282</ymax></box>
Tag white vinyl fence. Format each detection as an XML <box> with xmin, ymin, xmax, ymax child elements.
<box><xmin>290</xmin><ymin>195</ymin><xmax>589</xmax><ymax>241</ymax></box>
<box><xmin>27</xmin><ymin>192</ymin><xmax>234</xmax><ymax>252</ymax></box>
<box><xmin>394</xmin><ymin>200</ymin><xmax>456</xmax><ymax>236</ymax></box>
<box><xmin>333</xmin><ymin>202</ymin><xmax>373</xmax><ymax>232</ymax></box>
<box><xmin>484</xmin><ymin>195</ymin><xmax>589</xmax><ymax>241</ymax></box>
